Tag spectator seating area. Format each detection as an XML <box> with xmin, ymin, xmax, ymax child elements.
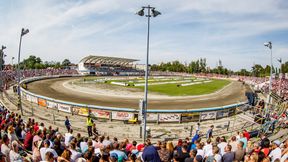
<box><xmin>0</xmin><ymin>98</ymin><xmax>287</xmax><ymax>162</ymax></box>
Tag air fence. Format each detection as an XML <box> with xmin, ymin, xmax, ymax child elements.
<box><xmin>20</xmin><ymin>75</ymin><xmax>248</xmax><ymax>123</ymax></box>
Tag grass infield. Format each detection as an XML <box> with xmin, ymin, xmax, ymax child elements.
<box><xmin>81</xmin><ymin>77</ymin><xmax>231</xmax><ymax>96</ymax></box>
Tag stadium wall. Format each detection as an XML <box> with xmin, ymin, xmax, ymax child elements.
<box><xmin>20</xmin><ymin>75</ymin><xmax>248</xmax><ymax>123</ymax></box>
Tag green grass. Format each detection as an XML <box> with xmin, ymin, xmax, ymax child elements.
<box><xmin>80</xmin><ymin>77</ymin><xmax>231</xmax><ymax>96</ymax></box>
<box><xmin>132</xmin><ymin>79</ymin><xmax>230</xmax><ymax>96</ymax></box>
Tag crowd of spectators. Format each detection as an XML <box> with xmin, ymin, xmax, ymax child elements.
<box><xmin>0</xmin><ymin>103</ymin><xmax>287</xmax><ymax>162</ymax></box>
<box><xmin>0</xmin><ymin>69</ymin><xmax>79</xmax><ymax>90</ymax></box>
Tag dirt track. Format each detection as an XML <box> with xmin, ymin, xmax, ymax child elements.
<box><xmin>26</xmin><ymin>77</ymin><xmax>249</xmax><ymax>109</ymax></box>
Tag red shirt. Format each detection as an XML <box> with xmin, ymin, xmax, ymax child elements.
<box><xmin>33</xmin><ymin>124</ymin><xmax>39</xmax><ymax>132</ymax></box>
<box><xmin>243</xmin><ymin>131</ymin><xmax>250</xmax><ymax>141</ymax></box>
<box><xmin>24</xmin><ymin>131</ymin><xmax>34</xmax><ymax>150</ymax></box>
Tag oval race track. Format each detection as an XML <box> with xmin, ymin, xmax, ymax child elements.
<box><xmin>26</xmin><ymin>77</ymin><xmax>249</xmax><ymax>110</ymax></box>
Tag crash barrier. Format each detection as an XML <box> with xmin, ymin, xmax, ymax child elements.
<box><xmin>19</xmin><ymin>75</ymin><xmax>248</xmax><ymax>123</ymax></box>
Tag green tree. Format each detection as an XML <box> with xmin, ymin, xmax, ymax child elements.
<box><xmin>62</xmin><ymin>59</ymin><xmax>71</xmax><ymax>67</ymax></box>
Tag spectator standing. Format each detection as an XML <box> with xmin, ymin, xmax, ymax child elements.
<box><xmin>217</xmin><ymin>136</ymin><xmax>228</xmax><ymax>156</ymax></box>
<box><xmin>142</xmin><ymin>144</ymin><xmax>161</xmax><ymax>162</ymax></box>
<box><xmin>269</xmin><ymin>140</ymin><xmax>282</xmax><ymax>162</ymax></box>
<box><xmin>222</xmin><ymin>145</ymin><xmax>234</xmax><ymax>162</ymax></box>
<box><xmin>206</xmin><ymin>125</ymin><xmax>214</xmax><ymax>139</ymax></box>
<box><xmin>203</xmin><ymin>138</ymin><xmax>213</xmax><ymax>158</ymax></box>
<box><xmin>86</xmin><ymin>116</ymin><xmax>93</xmax><ymax>137</ymax></box>
<box><xmin>185</xmin><ymin>149</ymin><xmax>197</xmax><ymax>162</ymax></box>
<box><xmin>178</xmin><ymin>145</ymin><xmax>190</xmax><ymax>162</ymax></box>
<box><xmin>238</xmin><ymin>133</ymin><xmax>248</xmax><ymax>149</ymax></box>
<box><xmin>157</xmin><ymin>141</ymin><xmax>170</xmax><ymax>162</ymax></box>
<box><xmin>229</xmin><ymin>136</ymin><xmax>238</xmax><ymax>152</ymax></box>
<box><xmin>234</xmin><ymin>141</ymin><xmax>245</xmax><ymax>161</ymax></box>
<box><xmin>64</xmin><ymin>116</ymin><xmax>71</xmax><ymax>132</ymax></box>
<box><xmin>196</xmin><ymin>122</ymin><xmax>200</xmax><ymax>134</ymax></box>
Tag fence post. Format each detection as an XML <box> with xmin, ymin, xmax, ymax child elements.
<box><xmin>31</xmin><ymin>103</ymin><xmax>34</xmax><ymax>116</ymax></box>
<box><xmin>140</xmin><ymin>126</ymin><xmax>142</xmax><ymax>138</ymax></box>
<box><xmin>227</xmin><ymin>121</ymin><xmax>230</xmax><ymax>131</ymax></box>
<box><xmin>53</xmin><ymin>110</ymin><xmax>56</xmax><ymax>124</ymax></box>
<box><xmin>190</xmin><ymin>125</ymin><xmax>193</xmax><ymax>137</ymax></box>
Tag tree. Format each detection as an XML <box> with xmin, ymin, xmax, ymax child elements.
<box><xmin>62</xmin><ymin>59</ymin><xmax>71</xmax><ymax>67</ymax></box>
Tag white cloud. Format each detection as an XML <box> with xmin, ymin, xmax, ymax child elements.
<box><xmin>0</xmin><ymin>0</ymin><xmax>287</xmax><ymax>71</ymax></box>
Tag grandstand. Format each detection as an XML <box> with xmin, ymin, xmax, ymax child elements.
<box><xmin>78</xmin><ymin>55</ymin><xmax>143</xmax><ymax>76</ymax></box>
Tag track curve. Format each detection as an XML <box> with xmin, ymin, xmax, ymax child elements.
<box><xmin>26</xmin><ymin>77</ymin><xmax>249</xmax><ymax>109</ymax></box>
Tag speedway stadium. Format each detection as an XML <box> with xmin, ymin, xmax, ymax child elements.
<box><xmin>0</xmin><ymin>55</ymin><xmax>287</xmax><ymax>162</ymax></box>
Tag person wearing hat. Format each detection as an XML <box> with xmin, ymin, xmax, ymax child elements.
<box><xmin>269</xmin><ymin>140</ymin><xmax>282</xmax><ymax>162</ymax></box>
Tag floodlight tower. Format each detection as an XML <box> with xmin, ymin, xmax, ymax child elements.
<box><xmin>17</xmin><ymin>28</ymin><xmax>29</xmax><ymax>115</ymax></box>
<box><xmin>264</xmin><ymin>41</ymin><xmax>272</xmax><ymax>115</ymax></box>
<box><xmin>136</xmin><ymin>5</ymin><xmax>161</xmax><ymax>142</ymax></box>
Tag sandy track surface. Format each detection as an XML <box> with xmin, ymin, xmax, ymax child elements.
<box><xmin>26</xmin><ymin>77</ymin><xmax>249</xmax><ymax>109</ymax></box>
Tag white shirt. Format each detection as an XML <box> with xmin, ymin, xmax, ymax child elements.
<box><xmin>40</xmin><ymin>147</ymin><xmax>58</xmax><ymax>161</ymax></box>
<box><xmin>217</xmin><ymin>142</ymin><xmax>228</xmax><ymax>156</ymax></box>
<box><xmin>9</xmin><ymin>150</ymin><xmax>22</xmax><ymax>162</ymax></box>
<box><xmin>230</xmin><ymin>141</ymin><xmax>238</xmax><ymax>152</ymax></box>
<box><xmin>196</xmin><ymin>149</ymin><xmax>204</xmax><ymax>158</ymax></box>
<box><xmin>80</xmin><ymin>141</ymin><xmax>88</xmax><ymax>153</ymax></box>
<box><xmin>214</xmin><ymin>154</ymin><xmax>222</xmax><ymax>162</ymax></box>
<box><xmin>1</xmin><ymin>143</ymin><xmax>10</xmax><ymax>160</ymax></box>
<box><xmin>70</xmin><ymin>149</ymin><xmax>82</xmax><ymax>162</ymax></box>
<box><xmin>203</xmin><ymin>144</ymin><xmax>213</xmax><ymax>157</ymax></box>
<box><xmin>64</xmin><ymin>133</ymin><xmax>73</xmax><ymax>146</ymax></box>
<box><xmin>269</xmin><ymin>147</ymin><xmax>281</xmax><ymax>162</ymax></box>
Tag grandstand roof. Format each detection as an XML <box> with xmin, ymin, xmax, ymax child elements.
<box><xmin>79</xmin><ymin>55</ymin><xmax>139</xmax><ymax>65</ymax></box>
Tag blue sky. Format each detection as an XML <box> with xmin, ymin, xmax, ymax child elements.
<box><xmin>0</xmin><ymin>0</ymin><xmax>288</xmax><ymax>71</ymax></box>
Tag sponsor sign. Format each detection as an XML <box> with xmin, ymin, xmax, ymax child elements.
<box><xmin>216</xmin><ymin>111</ymin><xmax>229</xmax><ymax>118</ymax></box>
<box><xmin>181</xmin><ymin>113</ymin><xmax>200</xmax><ymax>122</ymax></box>
<box><xmin>47</xmin><ymin>101</ymin><xmax>58</xmax><ymax>109</ymax></box>
<box><xmin>159</xmin><ymin>114</ymin><xmax>180</xmax><ymax>122</ymax></box>
<box><xmin>38</xmin><ymin>98</ymin><xmax>47</xmax><ymax>107</ymax></box>
<box><xmin>90</xmin><ymin>110</ymin><xmax>110</xmax><ymax>119</ymax></box>
<box><xmin>112</xmin><ymin>112</ymin><xmax>133</xmax><ymax>120</ymax></box>
<box><xmin>72</xmin><ymin>107</ymin><xmax>89</xmax><ymax>116</ymax></box>
<box><xmin>58</xmin><ymin>104</ymin><xmax>71</xmax><ymax>113</ymax></box>
<box><xmin>200</xmin><ymin>111</ymin><xmax>217</xmax><ymax>120</ymax></box>
<box><xmin>26</xmin><ymin>94</ymin><xmax>32</xmax><ymax>102</ymax></box>
<box><xmin>146</xmin><ymin>113</ymin><xmax>158</xmax><ymax>121</ymax></box>
<box><xmin>31</xmin><ymin>96</ymin><xmax>38</xmax><ymax>104</ymax></box>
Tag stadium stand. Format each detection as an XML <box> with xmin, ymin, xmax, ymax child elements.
<box><xmin>78</xmin><ymin>55</ymin><xmax>144</xmax><ymax>76</ymax></box>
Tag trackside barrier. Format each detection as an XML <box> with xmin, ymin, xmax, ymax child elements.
<box><xmin>19</xmin><ymin>76</ymin><xmax>248</xmax><ymax>123</ymax></box>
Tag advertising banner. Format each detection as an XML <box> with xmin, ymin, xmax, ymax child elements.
<box><xmin>159</xmin><ymin>114</ymin><xmax>180</xmax><ymax>122</ymax></box>
<box><xmin>90</xmin><ymin>110</ymin><xmax>110</xmax><ymax>119</ymax></box>
<box><xmin>200</xmin><ymin>111</ymin><xmax>217</xmax><ymax>120</ymax></box>
<box><xmin>146</xmin><ymin>113</ymin><xmax>158</xmax><ymax>121</ymax></box>
<box><xmin>112</xmin><ymin>112</ymin><xmax>133</xmax><ymax>120</ymax></box>
<box><xmin>57</xmin><ymin>104</ymin><xmax>71</xmax><ymax>113</ymax></box>
<box><xmin>31</xmin><ymin>96</ymin><xmax>38</xmax><ymax>104</ymax></box>
<box><xmin>47</xmin><ymin>101</ymin><xmax>58</xmax><ymax>109</ymax></box>
<box><xmin>26</xmin><ymin>94</ymin><xmax>32</xmax><ymax>102</ymax></box>
<box><xmin>216</xmin><ymin>111</ymin><xmax>229</xmax><ymax>118</ymax></box>
<box><xmin>181</xmin><ymin>113</ymin><xmax>200</xmax><ymax>122</ymax></box>
<box><xmin>72</xmin><ymin>107</ymin><xmax>89</xmax><ymax>116</ymax></box>
<box><xmin>38</xmin><ymin>98</ymin><xmax>47</xmax><ymax>107</ymax></box>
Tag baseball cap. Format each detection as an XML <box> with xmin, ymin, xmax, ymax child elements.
<box><xmin>273</xmin><ymin>140</ymin><xmax>281</xmax><ymax>146</ymax></box>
